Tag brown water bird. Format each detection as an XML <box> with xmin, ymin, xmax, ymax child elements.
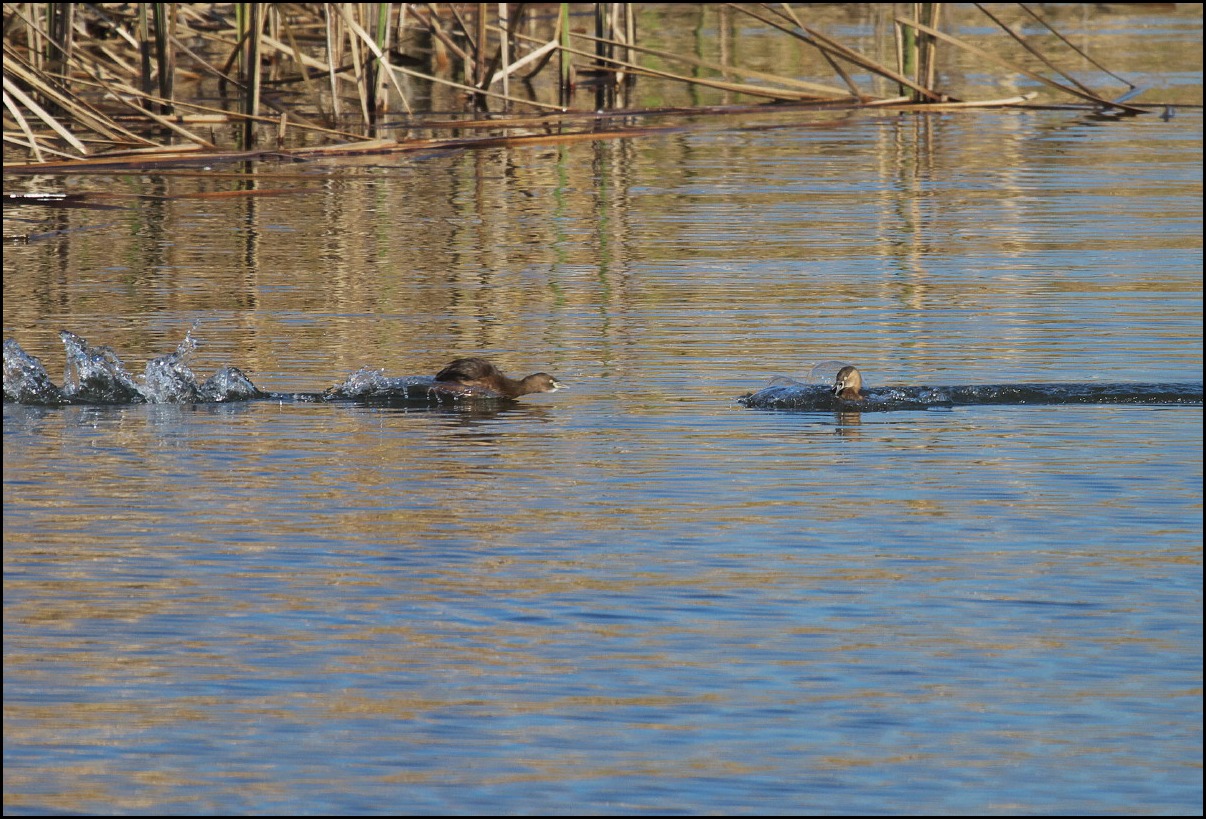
<box><xmin>832</xmin><ymin>365</ymin><xmax>864</xmax><ymax>401</ymax></box>
<box><xmin>434</xmin><ymin>357</ymin><xmax>562</xmax><ymax>398</ymax></box>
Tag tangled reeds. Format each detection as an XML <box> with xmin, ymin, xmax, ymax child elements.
<box><xmin>1</xmin><ymin>3</ymin><xmax>1169</xmax><ymax>168</ymax></box>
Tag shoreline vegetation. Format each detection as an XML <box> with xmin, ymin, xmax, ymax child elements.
<box><xmin>2</xmin><ymin>3</ymin><xmax>1193</xmax><ymax>172</ymax></box>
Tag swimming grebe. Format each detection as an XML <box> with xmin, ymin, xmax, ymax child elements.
<box><xmin>832</xmin><ymin>365</ymin><xmax>864</xmax><ymax>401</ymax></box>
<box><xmin>434</xmin><ymin>357</ymin><xmax>561</xmax><ymax>398</ymax></box>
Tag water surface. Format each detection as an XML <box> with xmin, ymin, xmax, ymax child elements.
<box><xmin>3</xmin><ymin>6</ymin><xmax>1202</xmax><ymax>814</ymax></box>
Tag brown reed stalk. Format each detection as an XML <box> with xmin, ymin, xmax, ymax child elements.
<box><xmin>896</xmin><ymin>14</ymin><xmax>1147</xmax><ymax>113</ymax></box>
<box><xmin>768</xmin><ymin>4</ymin><xmax>862</xmax><ymax>98</ymax></box>
<box><xmin>1017</xmin><ymin>3</ymin><xmax>1135</xmax><ymax>90</ymax></box>
<box><xmin>731</xmin><ymin>3</ymin><xmax>949</xmax><ymax>102</ymax></box>
<box><xmin>550</xmin><ymin>34</ymin><xmax>830</xmax><ymax>102</ymax></box>
<box><xmin>563</xmin><ymin>29</ymin><xmax>853</xmax><ymax>98</ymax></box>
<box><xmin>974</xmin><ymin>3</ymin><xmax>1102</xmax><ymax>98</ymax></box>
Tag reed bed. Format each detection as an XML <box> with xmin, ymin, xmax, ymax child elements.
<box><xmin>1</xmin><ymin>3</ymin><xmax>1167</xmax><ymax>168</ymax></box>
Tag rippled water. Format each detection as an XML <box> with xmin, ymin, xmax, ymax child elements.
<box><xmin>4</xmin><ymin>7</ymin><xmax>1202</xmax><ymax>814</ymax></box>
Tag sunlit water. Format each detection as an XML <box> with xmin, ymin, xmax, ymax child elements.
<box><xmin>4</xmin><ymin>9</ymin><xmax>1202</xmax><ymax>813</ymax></box>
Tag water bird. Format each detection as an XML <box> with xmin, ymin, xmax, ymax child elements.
<box><xmin>832</xmin><ymin>365</ymin><xmax>864</xmax><ymax>401</ymax></box>
<box><xmin>434</xmin><ymin>357</ymin><xmax>561</xmax><ymax>398</ymax></box>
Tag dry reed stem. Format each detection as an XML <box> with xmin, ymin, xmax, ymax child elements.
<box><xmin>729</xmin><ymin>4</ymin><xmax>950</xmax><ymax>102</ymax></box>
<box><xmin>3</xmin><ymin>95</ymin><xmax>46</xmax><ymax>161</ymax></box>
<box><xmin>386</xmin><ymin>60</ymin><xmax>568</xmax><ymax>112</ymax></box>
<box><xmin>973</xmin><ymin>3</ymin><xmax>1098</xmax><ymax>97</ymax></box>
<box><xmin>770</xmin><ymin>4</ymin><xmax>864</xmax><ymax>98</ymax></box>
<box><xmin>868</xmin><ymin>91</ymin><xmax>1038</xmax><ymax>109</ymax></box>
<box><xmin>3</xmin><ymin>74</ymin><xmax>90</xmax><ymax>154</ymax></box>
<box><xmin>563</xmin><ymin>28</ymin><xmax>856</xmax><ymax>98</ymax></box>
<box><xmin>897</xmin><ymin>15</ymin><xmax>1147</xmax><ymax>113</ymax></box>
<box><xmin>1016</xmin><ymin>2</ymin><xmax>1135</xmax><ymax>89</ymax></box>
<box><xmin>332</xmin><ymin>4</ymin><xmax>413</xmax><ymax>115</ymax></box>
<box><xmin>49</xmin><ymin>73</ymin><xmax>370</xmax><ymax>142</ymax></box>
<box><xmin>549</xmin><ymin>37</ymin><xmax>827</xmax><ymax>102</ymax></box>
